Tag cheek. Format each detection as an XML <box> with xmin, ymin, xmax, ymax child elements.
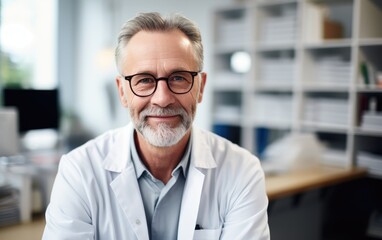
<box><xmin>188</xmin><ymin>88</ymin><xmax>200</xmax><ymax>105</ymax></box>
<box><xmin>124</xmin><ymin>87</ymin><xmax>140</xmax><ymax>108</ymax></box>
<box><xmin>129</xmin><ymin>97</ymin><xmax>149</xmax><ymax>116</ymax></box>
<box><xmin>180</xmin><ymin>93</ymin><xmax>198</xmax><ymax>114</ymax></box>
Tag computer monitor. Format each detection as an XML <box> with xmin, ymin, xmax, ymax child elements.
<box><xmin>2</xmin><ymin>88</ymin><xmax>60</xmax><ymax>133</ymax></box>
<box><xmin>0</xmin><ymin>108</ymin><xmax>19</xmax><ymax>156</ymax></box>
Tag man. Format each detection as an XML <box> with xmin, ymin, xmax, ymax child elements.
<box><xmin>43</xmin><ymin>12</ymin><xmax>270</xmax><ymax>240</ymax></box>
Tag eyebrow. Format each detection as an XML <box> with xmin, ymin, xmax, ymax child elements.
<box><xmin>129</xmin><ymin>68</ymin><xmax>193</xmax><ymax>77</ymax></box>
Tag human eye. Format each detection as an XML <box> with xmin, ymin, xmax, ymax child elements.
<box><xmin>169</xmin><ymin>72</ymin><xmax>191</xmax><ymax>83</ymax></box>
<box><xmin>171</xmin><ymin>76</ymin><xmax>186</xmax><ymax>82</ymax></box>
<box><xmin>133</xmin><ymin>75</ymin><xmax>155</xmax><ymax>86</ymax></box>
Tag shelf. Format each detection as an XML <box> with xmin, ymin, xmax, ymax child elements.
<box><xmin>302</xmin><ymin>84</ymin><xmax>349</xmax><ymax>92</ymax></box>
<box><xmin>301</xmin><ymin>122</ymin><xmax>349</xmax><ymax>133</ymax></box>
<box><xmin>303</xmin><ymin>39</ymin><xmax>352</xmax><ymax>49</ymax></box>
<box><xmin>211</xmin><ymin>0</ymin><xmax>381</xmax><ymax>171</ymax></box>
<box><xmin>254</xmin><ymin>84</ymin><xmax>294</xmax><ymax>92</ymax></box>
<box><xmin>257</xmin><ymin>0</ymin><xmax>298</xmax><ymax>7</ymax></box>
<box><xmin>356</xmin><ymin>86</ymin><xmax>382</xmax><ymax>92</ymax></box>
<box><xmin>251</xmin><ymin>121</ymin><xmax>292</xmax><ymax>130</ymax></box>
<box><xmin>359</xmin><ymin>38</ymin><xmax>382</xmax><ymax>46</ymax></box>
<box><xmin>355</xmin><ymin>128</ymin><xmax>382</xmax><ymax>137</ymax></box>
<box><xmin>256</xmin><ymin>43</ymin><xmax>296</xmax><ymax>52</ymax></box>
<box><xmin>213</xmin><ymin>45</ymin><xmax>249</xmax><ymax>54</ymax></box>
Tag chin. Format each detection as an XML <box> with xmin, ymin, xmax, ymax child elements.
<box><xmin>142</xmin><ymin>123</ymin><xmax>189</xmax><ymax>147</ymax></box>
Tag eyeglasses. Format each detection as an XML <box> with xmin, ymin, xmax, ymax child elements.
<box><xmin>124</xmin><ymin>70</ymin><xmax>199</xmax><ymax>97</ymax></box>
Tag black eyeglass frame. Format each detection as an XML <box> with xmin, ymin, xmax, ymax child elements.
<box><xmin>124</xmin><ymin>70</ymin><xmax>199</xmax><ymax>97</ymax></box>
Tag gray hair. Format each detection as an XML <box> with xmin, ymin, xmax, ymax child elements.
<box><xmin>115</xmin><ymin>12</ymin><xmax>204</xmax><ymax>73</ymax></box>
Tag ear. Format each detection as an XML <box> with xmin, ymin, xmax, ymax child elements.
<box><xmin>116</xmin><ymin>76</ymin><xmax>129</xmax><ymax>108</ymax></box>
<box><xmin>197</xmin><ymin>72</ymin><xmax>207</xmax><ymax>103</ymax></box>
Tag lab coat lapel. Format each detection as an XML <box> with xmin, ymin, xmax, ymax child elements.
<box><xmin>104</xmin><ymin>124</ymin><xmax>149</xmax><ymax>240</ymax></box>
<box><xmin>110</xmin><ymin>165</ymin><xmax>149</xmax><ymax>240</ymax></box>
<box><xmin>178</xmin><ymin>166</ymin><xmax>205</xmax><ymax>240</ymax></box>
<box><xmin>178</xmin><ymin>128</ymin><xmax>217</xmax><ymax>240</ymax></box>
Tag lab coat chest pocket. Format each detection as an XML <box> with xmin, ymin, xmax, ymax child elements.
<box><xmin>193</xmin><ymin>228</ymin><xmax>221</xmax><ymax>240</ymax></box>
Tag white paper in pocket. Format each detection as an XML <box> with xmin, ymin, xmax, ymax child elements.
<box><xmin>193</xmin><ymin>228</ymin><xmax>221</xmax><ymax>240</ymax></box>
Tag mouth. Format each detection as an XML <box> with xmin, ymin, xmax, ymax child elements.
<box><xmin>146</xmin><ymin>114</ymin><xmax>180</xmax><ymax>123</ymax></box>
<box><xmin>139</xmin><ymin>106</ymin><xmax>187</xmax><ymax>127</ymax></box>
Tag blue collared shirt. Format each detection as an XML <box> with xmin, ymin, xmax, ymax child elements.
<box><xmin>130</xmin><ymin>130</ymin><xmax>191</xmax><ymax>240</ymax></box>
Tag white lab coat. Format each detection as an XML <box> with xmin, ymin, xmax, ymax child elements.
<box><xmin>43</xmin><ymin>124</ymin><xmax>270</xmax><ymax>240</ymax></box>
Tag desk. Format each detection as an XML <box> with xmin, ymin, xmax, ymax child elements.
<box><xmin>265</xmin><ymin>166</ymin><xmax>367</xmax><ymax>201</ymax></box>
<box><xmin>0</xmin><ymin>151</ymin><xmax>60</xmax><ymax>223</ymax></box>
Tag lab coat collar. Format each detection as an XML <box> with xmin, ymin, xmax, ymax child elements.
<box><xmin>102</xmin><ymin>123</ymin><xmax>217</xmax><ymax>173</ymax></box>
<box><xmin>102</xmin><ymin>124</ymin><xmax>133</xmax><ymax>173</ymax></box>
<box><xmin>191</xmin><ymin>128</ymin><xmax>217</xmax><ymax>169</ymax></box>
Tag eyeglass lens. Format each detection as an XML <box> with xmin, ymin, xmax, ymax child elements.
<box><xmin>130</xmin><ymin>71</ymin><xmax>194</xmax><ymax>96</ymax></box>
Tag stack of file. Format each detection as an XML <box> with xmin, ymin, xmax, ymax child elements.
<box><xmin>304</xmin><ymin>98</ymin><xmax>349</xmax><ymax>126</ymax></box>
<box><xmin>314</xmin><ymin>56</ymin><xmax>351</xmax><ymax>86</ymax></box>
<box><xmin>321</xmin><ymin>148</ymin><xmax>347</xmax><ymax>167</ymax></box>
<box><xmin>360</xmin><ymin>111</ymin><xmax>382</xmax><ymax>132</ymax></box>
<box><xmin>214</xmin><ymin>71</ymin><xmax>244</xmax><ymax>90</ymax></box>
<box><xmin>252</xmin><ymin>94</ymin><xmax>292</xmax><ymax>126</ymax></box>
<box><xmin>214</xmin><ymin>105</ymin><xmax>241</xmax><ymax>123</ymax></box>
<box><xmin>260</xmin><ymin>6</ymin><xmax>297</xmax><ymax>44</ymax></box>
<box><xmin>0</xmin><ymin>184</ymin><xmax>20</xmax><ymax>227</ymax></box>
<box><xmin>357</xmin><ymin>151</ymin><xmax>382</xmax><ymax>177</ymax></box>
<box><xmin>217</xmin><ymin>18</ymin><xmax>247</xmax><ymax>48</ymax></box>
<box><xmin>259</xmin><ymin>58</ymin><xmax>295</xmax><ymax>86</ymax></box>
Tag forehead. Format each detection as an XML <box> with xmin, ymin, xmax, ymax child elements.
<box><xmin>121</xmin><ymin>30</ymin><xmax>197</xmax><ymax>74</ymax></box>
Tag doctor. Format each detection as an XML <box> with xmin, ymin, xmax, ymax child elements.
<box><xmin>43</xmin><ymin>12</ymin><xmax>270</xmax><ymax>240</ymax></box>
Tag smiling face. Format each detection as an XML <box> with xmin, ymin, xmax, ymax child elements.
<box><xmin>116</xmin><ymin>29</ymin><xmax>206</xmax><ymax>147</ymax></box>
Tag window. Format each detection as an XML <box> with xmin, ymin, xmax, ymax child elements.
<box><xmin>0</xmin><ymin>0</ymin><xmax>57</xmax><ymax>89</ymax></box>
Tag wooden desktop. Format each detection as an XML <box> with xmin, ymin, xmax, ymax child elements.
<box><xmin>265</xmin><ymin>165</ymin><xmax>367</xmax><ymax>201</ymax></box>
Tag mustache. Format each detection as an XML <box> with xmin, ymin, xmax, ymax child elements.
<box><xmin>139</xmin><ymin>106</ymin><xmax>188</xmax><ymax>120</ymax></box>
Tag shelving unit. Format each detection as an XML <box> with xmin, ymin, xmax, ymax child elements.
<box><xmin>211</xmin><ymin>0</ymin><xmax>382</xmax><ymax>177</ymax></box>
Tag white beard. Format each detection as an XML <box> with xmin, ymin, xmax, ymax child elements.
<box><xmin>132</xmin><ymin>106</ymin><xmax>192</xmax><ymax>147</ymax></box>
<box><xmin>140</xmin><ymin>121</ymin><xmax>188</xmax><ymax>147</ymax></box>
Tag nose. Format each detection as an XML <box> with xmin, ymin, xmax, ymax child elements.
<box><xmin>150</xmin><ymin>80</ymin><xmax>176</xmax><ymax>107</ymax></box>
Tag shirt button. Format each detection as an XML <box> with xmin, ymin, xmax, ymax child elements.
<box><xmin>136</xmin><ymin>219</ymin><xmax>141</xmax><ymax>225</ymax></box>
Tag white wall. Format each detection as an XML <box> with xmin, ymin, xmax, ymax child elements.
<box><xmin>62</xmin><ymin>0</ymin><xmax>233</xmax><ymax>136</ymax></box>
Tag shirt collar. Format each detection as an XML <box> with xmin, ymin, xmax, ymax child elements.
<box><xmin>130</xmin><ymin>129</ymin><xmax>192</xmax><ymax>180</ymax></box>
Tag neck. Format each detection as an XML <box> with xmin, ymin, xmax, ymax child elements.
<box><xmin>134</xmin><ymin>130</ymin><xmax>191</xmax><ymax>184</ymax></box>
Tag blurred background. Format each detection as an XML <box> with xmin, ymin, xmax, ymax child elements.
<box><xmin>0</xmin><ymin>0</ymin><xmax>222</xmax><ymax>142</ymax></box>
<box><xmin>0</xmin><ymin>0</ymin><xmax>382</xmax><ymax>239</ymax></box>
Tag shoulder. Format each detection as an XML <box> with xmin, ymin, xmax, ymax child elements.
<box><xmin>60</xmin><ymin>126</ymin><xmax>129</xmax><ymax>171</ymax></box>
<box><xmin>66</xmin><ymin>127</ymin><xmax>123</xmax><ymax>158</ymax></box>
<box><xmin>193</xmin><ymin>128</ymin><xmax>267</xmax><ymax>212</ymax></box>
<box><xmin>194</xmin><ymin>128</ymin><xmax>262</xmax><ymax>175</ymax></box>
